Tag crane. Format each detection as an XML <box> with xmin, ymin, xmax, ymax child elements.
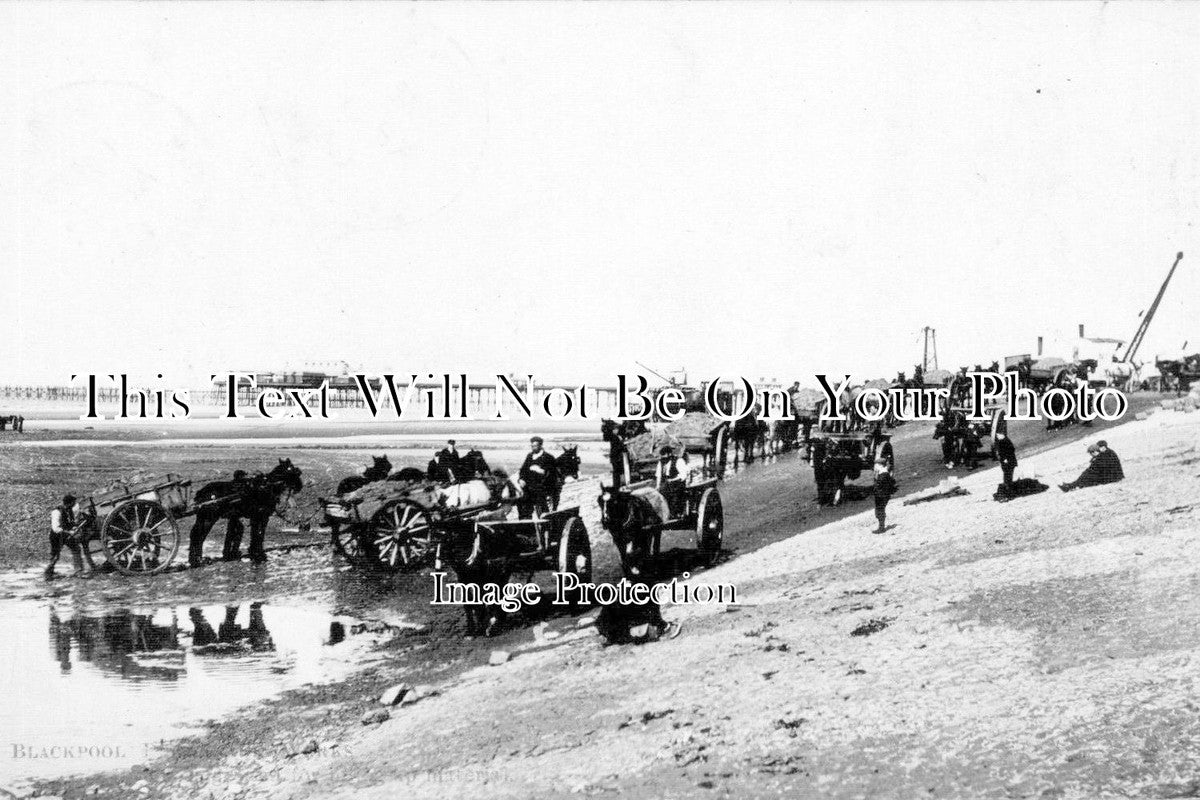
<box><xmin>1122</xmin><ymin>251</ymin><xmax>1184</xmax><ymax>364</ymax></box>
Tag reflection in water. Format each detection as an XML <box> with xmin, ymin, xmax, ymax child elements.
<box><xmin>189</xmin><ymin>604</ymin><xmax>275</xmax><ymax>653</ymax></box>
<box><xmin>3</xmin><ymin>599</ymin><xmax>384</xmax><ymax>783</ymax></box>
<box><xmin>50</xmin><ymin>608</ymin><xmax>183</xmax><ymax>681</ymax></box>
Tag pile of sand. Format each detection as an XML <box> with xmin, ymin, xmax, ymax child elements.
<box><xmin>1160</xmin><ymin>384</ymin><xmax>1200</xmax><ymax>412</ymax></box>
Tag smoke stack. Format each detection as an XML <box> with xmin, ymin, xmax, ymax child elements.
<box><xmin>1079</xmin><ymin>324</ymin><xmax>1085</xmax><ymax>338</ymax></box>
<box><xmin>1037</xmin><ymin>336</ymin><xmax>1043</xmax><ymax>356</ymax></box>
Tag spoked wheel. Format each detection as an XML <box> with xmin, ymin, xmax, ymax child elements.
<box><xmin>695</xmin><ymin>488</ymin><xmax>723</xmax><ymax>564</ymax></box>
<box><xmin>101</xmin><ymin>499</ymin><xmax>180</xmax><ymax>575</ymax></box>
<box><xmin>369</xmin><ymin>498</ymin><xmax>435</xmax><ymax>572</ymax></box>
<box><xmin>558</xmin><ymin>517</ymin><xmax>592</xmax><ymax>606</ymax></box>
<box><xmin>557</xmin><ymin>517</ymin><xmax>593</xmax><ymax>583</ymax></box>
<box><xmin>331</xmin><ymin>523</ymin><xmax>370</xmax><ymax>566</ymax></box>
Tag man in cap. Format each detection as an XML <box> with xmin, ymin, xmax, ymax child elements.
<box><xmin>994</xmin><ymin>430</ymin><xmax>1018</xmax><ymax>490</ymax></box>
<box><xmin>46</xmin><ymin>493</ymin><xmax>93</xmax><ymax>579</ymax></box>
<box><xmin>871</xmin><ymin>455</ymin><xmax>897</xmax><ymax>534</ymax></box>
<box><xmin>518</xmin><ymin>436</ymin><xmax>558</xmax><ymax>519</ymax></box>
<box><xmin>435</xmin><ymin>440</ymin><xmax>462</xmax><ymax>483</ymax></box>
<box><xmin>872</xmin><ymin>427</ymin><xmax>894</xmax><ymax>471</ymax></box>
<box><xmin>655</xmin><ymin>445</ymin><xmax>690</xmax><ymax>517</ymax></box>
<box><xmin>1060</xmin><ymin>440</ymin><xmax>1124</xmax><ymax>492</ymax></box>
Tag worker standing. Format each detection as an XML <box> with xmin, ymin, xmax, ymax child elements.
<box><xmin>871</xmin><ymin>457</ymin><xmax>897</xmax><ymax>534</ymax></box>
<box><xmin>45</xmin><ymin>494</ymin><xmax>93</xmax><ymax>580</ymax></box>
<box><xmin>994</xmin><ymin>431</ymin><xmax>1017</xmax><ymax>490</ymax></box>
<box><xmin>518</xmin><ymin>436</ymin><xmax>558</xmax><ymax>518</ymax></box>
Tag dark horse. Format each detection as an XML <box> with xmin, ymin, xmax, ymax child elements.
<box><xmin>188</xmin><ymin>459</ymin><xmax>304</xmax><ymax>567</ymax></box>
<box><xmin>595</xmin><ymin>486</ymin><xmax>671</xmax><ymax>643</ymax></box>
<box><xmin>549</xmin><ymin>445</ymin><xmax>581</xmax><ymax>510</ymax></box>
<box><xmin>426</xmin><ymin>448</ymin><xmax>491</xmax><ymax>484</ymax></box>
<box><xmin>329</xmin><ymin>455</ymin><xmax>392</xmax><ymax>551</ymax></box>
<box><xmin>731</xmin><ymin>409</ymin><xmax>763</xmax><ymax>466</ymax></box>
<box><xmin>336</xmin><ymin>455</ymin><xmax>392</xmax><ymax>496</ymax></box>
<box><xmin>433</xmin><ymin>520</ymin><xmax>519</xmax><ymax>637</ymax></box>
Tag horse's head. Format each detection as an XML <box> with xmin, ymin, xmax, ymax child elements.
<box><xmin>556</xmin><ymin>445</ymin><xmax>580</xmax><ymax>482</ymax></box>
<box><xmin>430</xmin><ymin>519</ymin><xmax>482</xmax><ymax>572</ymax></box>
<box><xmin>268</xmin><ymin>458</ymin><xmax>304</xmax><ymax>494</ymax></box>
<box><xmin>365</xmin><ymin>455</ymin><xmax>392</xmax><ymax>481</ymax></box>
<box><xmin>597</xmin><ymin>487</ymin><xmax>652</xmax><ymax>569</ymax></box>
<box><xmin>597</xmin><ymin>486</ymin><xmax>620</xmax><ymax>530</ymax></box>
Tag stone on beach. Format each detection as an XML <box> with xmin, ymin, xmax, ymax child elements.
<box><xmin>379</xmin><ymin>683</ymin><xmax>411</xmax><ymax>706</ymax></box>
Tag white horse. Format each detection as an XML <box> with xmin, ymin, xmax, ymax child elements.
<box><xmin>437</xmin><ymin>475</ymin><xmax>522</xmax><ymax>510</ymax></box>
<box><xmin>438</xmin><ymin>479</ymin><xmax>495</xmax><ymax>509</ymax></box>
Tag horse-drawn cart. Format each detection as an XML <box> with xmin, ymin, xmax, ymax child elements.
<box><xmin>808</xmin><ymin>430</ymin><xmax>879</xmax><ymax>505</ymax></box>
<box><xmin>472</xmin><ymin>507</ymin><xmax>593</xmax><ymax>585</ymax></box>
<box><xmin>322</xmin><ymin>480</ymin><xmax>447</xmax><ymax>570</ymax></box>
<box><xmin>607</xmin><ymin>414</ymin><xmax>729</xmax><ymax>483</ymax></box>
<box><xmin>321</xmin><ymin>478</ymin><xmax>593</xmax><ymax>583</ymax></box>
<box><xmin>599</xmin><ymin>427</ymin><xmax>725</xmax><ymax>564</ymax></box>
<box><xmin>77</xmin><ymin>474</ymin><xmax>193</xmax><ymax>575</ymax></box>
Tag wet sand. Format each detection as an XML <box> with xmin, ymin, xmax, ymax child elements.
<box><xmin>1</xmin><ymin>396</ymin><xmax>1163</xmax><ymax>797</ymax></box>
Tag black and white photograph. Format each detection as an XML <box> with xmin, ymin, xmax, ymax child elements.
<box><xmin>3</xmin><ymin>3</ymin><xmax>1200</xmax><ymax>799</ymax></box>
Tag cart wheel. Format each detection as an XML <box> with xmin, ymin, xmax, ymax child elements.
<box><xmin>101</xmin><ymin>499</ymin><xmax>180</xmax><ymax>575</ymax></box>
<box><xmin>695</xmin><ymin>488</ymin><xmax>723</xmax><ymax>563</ymax></box>
<box><xmin>369</xmin><ymin>498</ymin><xmax>435</xmax><ymax>572</ymax></box>
<box><xmin>557</xmin><ymin>517</ymin><xmax>592</xmax><ymax>583</ymax></box>
<box><xmin>712</xmin><ymin>426</ymin><xmax>728</xmax><ymax>478</ymax></box>
<box><xmin>558</xmin><ymin>517</ymin><xmax>592</xmax><ymax>606</ymax></box>
<box><xmin>330</xmin><ymin>522</ymin><xmax>369</xmax><ymax>566</ymax></box>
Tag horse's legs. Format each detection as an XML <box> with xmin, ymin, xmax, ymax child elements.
<box><xmin>222</xmin><ymin>517</ymin><xmax>244</xmax><ymax>561</ymax></box>
<box><xmin>248</xmin><ymin>514</ymin><xmax>268</xmax><ymax>562</ymax></box>
<box><xmin>464</xmin><ymin>606</ymin><xmax>483</xmax><ymax>637</ymax></box>
<box><xmin>188</xmin><ymin>514</ymin><xmax>217</xmax><ymax>567</ymax></box>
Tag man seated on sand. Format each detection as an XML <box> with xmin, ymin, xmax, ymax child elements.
<box><xmin>1060</xmin><ymin>440</ymin><xmax>1124</xmax><ymax>492</ymax></box>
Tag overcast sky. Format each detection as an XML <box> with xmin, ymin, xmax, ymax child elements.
<box><xmin>2</xmin><ymin>3</ymin><xmax>1198</xmax><ymax>389</ymax></box>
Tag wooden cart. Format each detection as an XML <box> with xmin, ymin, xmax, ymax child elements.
<box><xmin>77</xmin><ymin>474</ymin><xmax>193</xmax><ymax>575</ymax></box>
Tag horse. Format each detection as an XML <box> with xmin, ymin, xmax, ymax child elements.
<box><xmin>597</xmin><ymin>486</ymin><xmax>663</xmax><ymax>563</ymax></box>
<box><xmin>432</xmin><ymin>519</ymin><xmax>523</xmax><ymax>637</ymax></box>
<box><xmin>424</xmin><ymin>447</ymin><xmax>491</xmax><ymax>484</ymax></box>
<box><xmin>458</xmin><ymin>449</ymin><xmax>491</xmax><ymax>480</ymax></box>
<box><xmin>548</xmin><ymin>445</ymin><xmax>580</xmax><ymax>509</ymax></box>
<box><xmin>187</xmin><ymin>459</ymin><xmax>304</xmax><ymax>567</ymax></box>
<box><xmin>594</xmin><ymin>486</ymin><xmax>670</xmax><ymax>643</ymax></box>
<box><xmin>336</xmin><ymin>455</ymin><xmax>391</xmax><ymax>496</ymax></box>
<box><xmin>325</xmin><ymin>456</ymin><xmax>392</xmax><ymax>550</ymax></box>
<box><xmin>731</xmin><ymin>410</ymin><xmax>761</xmax><ymax>466</ymax></box>
<box><xmin>438</xmin><ymin>478</ymin><xmax>495</xmax><ymax>509</ymax></box>
<box><xmin>388</xmin><ymin>467</ymin><xmax>428</xmax><ymax>483</ymax></box>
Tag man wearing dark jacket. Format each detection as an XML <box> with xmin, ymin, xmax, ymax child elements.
<box><xmin>872</xmin><ymin>429</ymin><xmax>894</xmax><ymax>471</ymax></box>
<box><xmin>1060</xmin><ymin>440</ymin><xmax>1124</xmax><ymax>492</ymax></box>
<box><xmin>518</xmin><ymin>436</ymin><xmax>558</xmax><ymax>518</ymax></box>
<box><xmin>994</xmin><ymin>431</ymin><xmax>1017</xmax><ymax>488</ymax></box>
